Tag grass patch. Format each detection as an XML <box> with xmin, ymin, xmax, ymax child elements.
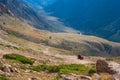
<box><xmin>5</xmin><ymin>45</ymin><xmax>24</xmax><ymax>50</ymax></box>
<box><xmin>29</xmin><ymin>64</ymin><xmax>96</xmax><ymax>75</ymax></box>
<box><xmin>107</xmin><ymin>56</ymin><xmax>120</xmax><ymax>64</ymax></box>
<box><xmin>0</xmin><ymin>43</ymin><xmax>24</xmax><ymax>51</ymax></box>
<box><xmin>3</xmin><ymin>53</ymin><xmax>34</xmax><ymax>65</ymax></box>
<box><xmin>0</xmin><ymin>43</ymin><xmax>4</xmax><ymax>46</ymax></box>
<box><xmin>0</xmin><ymin>76</ymin><xmax>10</xmax><ymax>80</ymax></box>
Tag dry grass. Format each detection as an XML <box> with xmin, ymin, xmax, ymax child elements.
<box><xmin>107</xmin><ymin>56</ymin><xmax>120</xmax><ymax>64</ymax></box>
<box><xmin>10</xmin><ymin>71</ymin><xmax>56</xmax><ymax>80</ymax></box>
<box><xmin>49</xmin><ymin>47</ymin><xmax>72</xmax><ymax>55</ymax></box>
<box><xmin>1</xmin><ymin>14</ymin><xmax>120</xmax><ymax>47</ymax></box>
<box><xmin>0</xmin><ymin>14</ymin><xmax>120</xmax><ymax>57</ymax></box>
<box><xmin>100</xmin><ymin>73</ymin><xmax>115</xmax><ymax>80</ymax></box>
<box><xmin>92</xmin><ymin>73</ymin><xmax>115</xmax><ymax>80</ymax></box>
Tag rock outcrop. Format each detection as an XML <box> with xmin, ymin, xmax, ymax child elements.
<box><xmin>96</xmin><ymin>59</ymin><xmax>116</xmax><ymax>74</ymax></box>
<box><xmin>96</xmin><ymin>59</ymin><xmax>120</xmax><ymax>80</ymax></box>
<box><xmin>0</xmin><ymin>64</ymin><xmax>19</xmax><ymax>77</ymax></box>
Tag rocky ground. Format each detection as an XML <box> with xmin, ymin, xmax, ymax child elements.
<box><xmin>0</xmin><ymin>48</ymin><xmax>120</xmax><ymax>80</ymax></box>
<box><xmin>0</xmin><ymin>37</ymin><xmax>119</xmax><ymax>80</ymax></box>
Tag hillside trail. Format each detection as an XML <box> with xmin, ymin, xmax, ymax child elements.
<box><xmin>42</xmin><ymin>47</ymin><xmax>94</xmax><ymax>64</ymax></box>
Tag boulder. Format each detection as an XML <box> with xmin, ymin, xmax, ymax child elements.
<box><xmin>96</xmin><ymin>59</ymin><xmax>120</xmax><ymax>79</ymax></box>
<box><xmin>25</xmin><ymin>70</ymin><xmax>31</xmax><ymax>73</ymax></box>
<box><xmin>109</xmin><ymin>62</ymin><xmax>120</xmax><ymax>80</ymax></box>
<box><xmin>96</xmin><ymin>60</ymin><xmax>116</xmax><ymax>74</ymax></box>
<box><xmin>1</xmin><ymin>64</ymin><xmax>19</xmax><ymax>73</ymax></box>
<box><xmin>1</xmin><ymin>64</ymin><xmax>12</xmax><ymax>73</ymax></box>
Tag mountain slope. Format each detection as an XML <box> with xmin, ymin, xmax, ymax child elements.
<box><xmin>0</xmin><ymin>0</ymin><xmax>77</xmax><ymax>33</ymax></box>
<box><xmin>2</xmin><ymin>0</ymin><xmax>120</xmax><ymax>43</ymax></box>
<box><xmin>0</xmin><ymin>12</ymin><xmax>120</xmax><ymax>57</ymax></box>
<box><xmin>43</xmin><ymin>0</ymin><xmax>120</xmax><ymax>42</ymax></box>
<box><xmin>0</xmin><ymin>1</ymin><xmax>120</xmax><ymax>57</ymax></box>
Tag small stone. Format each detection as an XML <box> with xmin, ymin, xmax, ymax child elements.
<box><xmin>25</xmin><ymin>70</ymin><xmax>31</xmax><ymax>73</ymax></box>
<box><xmin>0</xmin><ymin>70</ymin><xmax>5</xmax><ymax>76</ymax></box>
<box><xmin>28</xmin><ymin>77</ymin><xmax>38</xmax><ymax>80</ymax></box>
<box><xmin>91</xmin><ymin>73</ymin><xmax>100</xmax><ymax>80</ymax></box>
<box><xmin>1</xmin><ymin>64</ymin><xmax>12</xmax><ymax>73</ymax></box>
<box><xmin>14</xmin><ymin>68</ymin><xmax>20</xmax><ymax>73</ymax></box>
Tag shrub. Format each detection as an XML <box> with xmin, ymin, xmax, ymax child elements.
<box><xmin>29</xmin><ymin>64</ymin><xmax>96</xmax><ymax>75</ymax></box>
<box><xmin>3</xmin><ymin>53</ymin><xmax>34</xmax><ymax>65</ymax></box>
<box><xmin>88</xmin><ymin>68</ymin><xmax>96</xmax><ymax>74</ymax></box>
<box><xmin>46</xmin><ymin>66</ymin><xmax>60</xmax><ymax>73</ymax></box>
<box><xmin>0</xmin><ymin>61</ymin><xmax>3</xmax><ymax>70</ymax></box>
<box><xmin>49</xmin><ymin>36</ymin><xmax>52</xmax><ymax>39</ymax></box>
<box><xmin>0</xmin><ymin>43</ymin><xmax>4</xmax><ymax>46</ymax></box>
<box><xmin>0</xmin><ymin>76</ymin><xmax>10</xmax><ymax>80</ymax></box>
<box><xmin>5</xmin><ymin>45</ymin><xmax>23</xmax><ymax>50</ymax></box>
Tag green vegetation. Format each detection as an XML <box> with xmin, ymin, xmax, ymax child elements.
<box><xmin>0</xmin><ymin>43</ymin><xmax>4</xmax><ymax>46</ymax></box>
<box><xmin>0</xmin><ymin>61</ymin><xmax>3</xmax><ymax>70</ymax></box>
<box><xmin>53</xmin><ymin>76</ymin><xmax>63</xmax><ymax>80</ymax></box>
<box><xmin>0</xmin><ymin>43</ymin><xmax>24</xmax><ymax>51</ymax></box>
<box><xmin>5</xmin><ymin>45</ymin><xmax>24</xmax><ymax>50</ymax></box>
<box><xmin>42</xmin><ymin>40</ymin><xmax>49</xmax><ymax>45</ymax></box>
<box><xmin>29</xmin><ymin>64</ymin><xmax>96</xmax><ymax>75</ymax></box>
<box><xmin>0</xmin><ymin>76</ymin><xmax>10</xmax><ymax>80</ymax></box>
<box><xmin>3</xmin><ymin>53</ymin><xmax>34</xmax><ymax>65</ymax></box>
